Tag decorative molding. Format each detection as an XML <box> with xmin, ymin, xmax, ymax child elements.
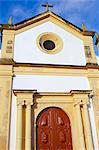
<box><xmin>6</xmin><ymin>40</ymin><xmax>13</xmax><ymax>53</ymax></box>
<box><xmin>84</xmin><ymin>46</ymin><xmax>92</xmax><ymax>58</ymax></box>
<box><xmin>7</xmin><ymin>40</ymin><xmax>13</xmax><ymax>44</ymax></box>
<box><xmin>6</xmin><ymin>46</ymin><xmax>12</xmax><ymax>53</ymax></box>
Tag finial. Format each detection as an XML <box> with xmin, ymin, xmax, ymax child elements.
<box><xmin>8</xmin><ymin>16</ymin><xmax>12</xmax><ymax>25</ymax></box>
<box><xmin>97</xmin><ymin>42</ymin><xmax>99</xmax><ymax>49</ymax></box>
<box><xmin>42</xmin><ymin>2</ymin><xmax>53</xmax><ymax>12</ymax></box>
<box><xmin>82</xmin><ymin>22</ymin><xmax>87</xmax><ymax>31</ymax></box>
<box><xmin>95</xmin><ymin>32</ymin><xmax>99</xmax><ymax>39</ymax></box>
<box><xmin>95</xmin><ymin>32</ymin><xmax>99</xmax><ymax>48</ymax></box>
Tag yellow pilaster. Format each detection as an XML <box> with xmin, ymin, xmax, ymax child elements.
<box><xmin>81</xmin><ymin>103</ymin><xmax>94</xmax><ymax>150</ymax></box>
<box><xmin>16</xmin><ymin>103</ymin><xmax>23</xmax><ymax>150</ymax></box>
<box><xmin>25</xmin><ymin>93</ymin><xmax>34</xmax><ymax>150</ymax></box>
<box><xmin>83</xmin><ymin>36</ymin><xmax>97</xmax><ymax>64</ymax></box>
<box><xmin>14</xmin><ymin>90</ymin><xmax>36</xmax><ymax>150</ymax></box>
<box><xmin>73</xmin><ymin>91</ymin><xmax>94</xmax><ymax>150</ymax></box>
<box><xmin>25</xmin><ymin>104</ymin><xmax>32</xmax><ymax>150</ymax></box>
<box><xmin>74</xmin><ymin>104</ymin><xmax>86</xmax><ymax>150</ymax></box>
<box><xmin>1</xmin><ymin>30</ymin><xmax>15</xmax><ymax>59</ymax></box>
<box><xmin>0</xmin><ymin>65</ymin><xmax>13</xmax><ymax>150</ymax></box>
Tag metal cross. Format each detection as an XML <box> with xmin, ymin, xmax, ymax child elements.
<box><xmin>42</xmin><ymin>2</ymin><xmax>53</xmax><ymax>11</ymax></box>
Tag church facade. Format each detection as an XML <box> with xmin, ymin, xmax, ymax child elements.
<box><xmin>0</xmin><ymin>11</ymin><xmax>99</xmax><ymax>150</ymax></box>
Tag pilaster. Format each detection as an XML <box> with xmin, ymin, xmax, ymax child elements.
<box><xmin>14</xmin><ymin>90</ymin><xmax>36</xmax><ymax>150</ymax></box>
<box><xmin>0</xmin><ymin>65</ymin><xmax>13</xmax><ymax>150</ymax></box>
<box><xmin>81</xmin><ymin>101</ymin><xmax>94</xmax><ymax>150</ymax></box>
<box><xmin>73</xmin><ymin>91</ymin><xmax>94</xmax><ymax>150</ymax></box>
<box><xmin>83</xmin><ymin>36</ymin><xmax>97</xmax><ymax>64</ymax></box>
<box><xmin>73</xmin><ymin>94</ymin><xmax>86</xmax><ymax>150</ymax></box>
<box><xmin>1</xmin><ymin>30</ymin><xmax>15</xmax><ymax>59</ymax></box>
<box><xmin>16</xmin><ymin>103</ymin><xmax>23</xmax><ymax>150</ymax></box>
<box><xmin>25</xmin><ymin>104</ymin><xmax>32</xmax><ymax>150</ymax></box>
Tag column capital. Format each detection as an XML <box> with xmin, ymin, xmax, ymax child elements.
<box><xmin>73</xmin><ymin>91</ymin><xmax>90</xmax><ymax>107</ymax></box>
<box><xmin>88</xmin><ymin>91</ymin><xmax>94</xmax><ymax>98</ymax></box>
<box><xmin>13</xmin><ymin>89</ymin><xmax>37</xmax><ymax>105</ymax></box>
<box><xmin>17</xmin><ymin>100</ymin><xmax>25</xmax><ymax>106</ymax></box>
<box><xmin>74</xmin><ymin>100</ymin><xmax>82</xmax><ymax>107</ymax></box>
<box><xmin>74</xmin><ymin>99</ymin><xmax>89</xmax><ymax>107</ymax></box>
<box><xmin>25</xmin><ymin>101</ymin><xmax>33</xmax><ymax>107</ymax></box>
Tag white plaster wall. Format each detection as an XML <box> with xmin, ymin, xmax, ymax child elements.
<box><xmin>14</xmin><ymin>21</ymin><xmax>86</xmax><ymax>66</ymax></box>
<box><xmin>13</xmin><ymin>75</ymin><xmax>90</xmax><ymax>92</ymax></box>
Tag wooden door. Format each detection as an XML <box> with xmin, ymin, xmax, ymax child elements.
<box><xmin>36</xmin><ymin>107</ymin><xmax>73</xmax><ymax>150</ymax></box>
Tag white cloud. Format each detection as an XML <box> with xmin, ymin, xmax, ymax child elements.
<box><xmin>12</xmin><ymin>6</ymin><xmax>26</xmax><ymax>17</ymax></box>
<box><xmin>53</xmin><ymin>0</ymin><xmax>93</xmax><ymax>13</ymax></box>
<box><xmin>12</xmin><ymin>5</ymin><xmax>33</xmax><ymax>20</ymax></box>
<box><xmin>11</xmin><ymin>0</ymin><xmax>95</xmax><ymax>20</ymax></box>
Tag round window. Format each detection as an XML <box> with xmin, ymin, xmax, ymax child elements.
<box><xmin>37</xmin><ymin>32</ymin><xmax>63</xmax><ymax>54</ymax></box>
<box><xmin>43</xmin><ymin>40</ymin><xmax>55</xmax><ymax>50</ymax></box>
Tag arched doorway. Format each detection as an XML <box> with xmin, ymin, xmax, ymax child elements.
<box><xmin>36</xmin><ymin>107</ymin><xmax>73</xmax><ymax>150</ymax></box>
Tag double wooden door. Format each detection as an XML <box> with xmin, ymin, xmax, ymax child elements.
<box><xmin>37</xmin><ymin>107</ymin><xmax>73</xmax><ymax>150</ymax></box>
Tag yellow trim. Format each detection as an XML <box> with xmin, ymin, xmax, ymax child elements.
<box><xmin>15</xmin><ymin>11</ymin><xmax>83</xmax><ymax>40</ymax></box>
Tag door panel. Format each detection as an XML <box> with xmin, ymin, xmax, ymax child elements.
<box><xmin>37</xmin><ymin>107</ymin><xmax>73</xmax><ymax>150</ymax></box>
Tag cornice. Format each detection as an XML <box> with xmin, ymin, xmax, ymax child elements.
<box><xmin>13</xmin><ymin>90</ymin><xmax>92</xmax><ymax>96</ymax></box>
<box><xmin>0</xmin><ymin>59</ymin><xmax>99</xmax><ymax>70</ymax></box>
<box><xmin>14</xmin><ymin>62</ymin><xmax>99</xmax><ymax>70</ymax></box>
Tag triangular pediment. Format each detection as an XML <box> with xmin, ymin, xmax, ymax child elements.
<box><xmin>1</xmin><ymin>11</ymin><xmax>96</xmax><ymax>66</ymax></box>
<box><xmin>0</xmin><ymin>11</ymin><xmax>94</xmax><ymax>38</ymax></box>
<box><xmin>15</xmin><ymin>11</ymin><xmax>94</xmax><ymax>38</ymax></box>
<box><xmin>15</xmin><ymin>11</ymin><xmax>82</xmax><ymax>32</ymax></box>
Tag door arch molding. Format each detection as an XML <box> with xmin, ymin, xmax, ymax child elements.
<box><xmin>36</xmin><ymin>106</ymin><xmax>70</xmax><ymax>122</ymax></box>
<box><xmin>36</xmin><ymin>107</ymin><xmax>73</xmax><ymax>150</ymax></box>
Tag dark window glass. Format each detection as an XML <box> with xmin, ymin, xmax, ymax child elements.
<box><xmin>43</xmin><ymin>40</ymin><xmax>55</xmax><ymax>50</ymax></box>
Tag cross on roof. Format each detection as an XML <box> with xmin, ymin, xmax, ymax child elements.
<box><xmin>42</xmin><ymin>2</ymin><xmax>53</xmax><ymax>11</ymax></box>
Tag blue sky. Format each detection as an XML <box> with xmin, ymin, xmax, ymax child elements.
<box><xmin>0</xmin><ymin>0</ymin><xmax>99</xmax><ymax>32</ymax></box>
<box><xmin>0</xmin><ymin>0</ymin><xmax>99</xmax><ymax>55</ymax></box>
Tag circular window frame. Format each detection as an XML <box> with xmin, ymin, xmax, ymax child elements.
<box><xmin>37</xmin><ymin>32</ymin><xmax>63</xmax><ymax>54</ymax></box>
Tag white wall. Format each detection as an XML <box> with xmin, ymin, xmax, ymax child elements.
<box><xmin>13</xmin><ymin>75</ymin><xmax>90</xmax><ymax>92</ymax></box>
<box><xmin>14</xmin><ymin>21</ymin><xmax>86</xmax><ymax>66</ymax></box>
